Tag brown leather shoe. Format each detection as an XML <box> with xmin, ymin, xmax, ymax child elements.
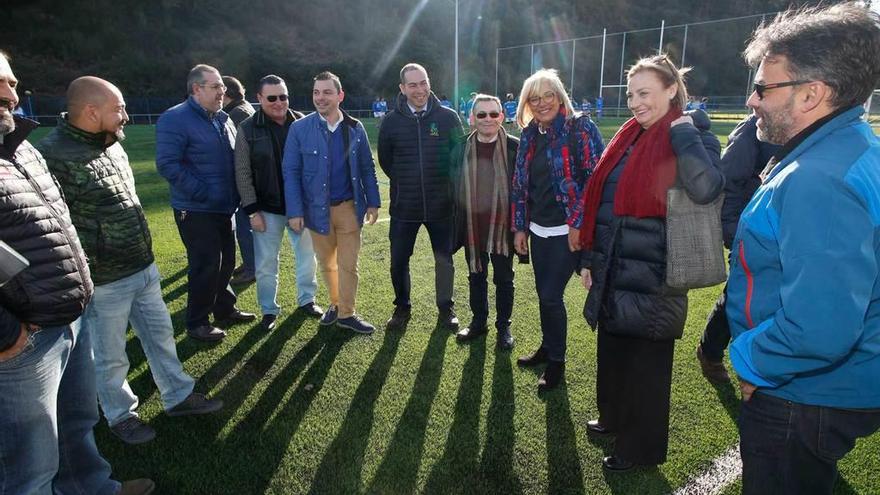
<box><xmin>118</xmin><ymin>479</ymin><xmax>155</xmax><ymax>495</ymax></box>
<box><xmin>696</xmin><ymin>345</ymin><xmax>730</xmax><ymax>383</ymax></box>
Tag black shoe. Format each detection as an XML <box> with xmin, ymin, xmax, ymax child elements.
<box><xmin>456</xmin><ymin>322</ymin><xmax>487</xmax><ymax>342</ymax></box>
<box><xmin>386</xmin><ymin>306</ymin><xmax>411</xmax><ymax>331</ymax></box>
<box><xmin>602</xmin><ymin>455</ymin><xmax>635</xmax><ymax>472</ymax></box>
<box><xmin>496</xmin><ymin>328</ymin><xmax>515</xmax><ymax>350</ymax></box>
<box><xmin>230</xmin><ymin>270</ymin><xmax>255</xmax><ymax>285</ymax></box>
<box><xmin>260</xmin><ymin>314</ymin><xmax>278</xmax><ymax>331</ymax></box>
<box><xmin>298</xmin><ymin>302</ymin><xmax>324</xmax><ymax>318</ymax></box>
<box><xmin>438</xmin><ymin>307</ymin><xmax>460</xmax><ymax>331</ymax></box>
<box><xmin>517</xmin><ymin>347</ymin><xmax>548</xmax><ymax>367</ymax></box>
<box><xmin>538</xmin><ymin>360</ymin><xmax>565</xmax><ymax>391</ymax></box>
<box><xmin>587</xmin><ymin>419</ymin><xmax>613</xmax><ymax>436</ymax></box>
<box><xmin>216</xmin><ymin>309</ymin><xmax>256</xmax><ymax>325</ymax></box>
<box><xmin>187</xmin><ymin>325</ymin><xmax>226</xmax><ymax>342</ymax></box>
<box><xmin>167</xmin><ymin>392</ymin><xmax>224</xmax><ymax>417</ymax></box>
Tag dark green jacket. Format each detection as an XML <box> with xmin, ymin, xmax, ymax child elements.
<box><xmin>37</xmin><ymin>118</ymin><xmax>154</xmax><ymax>286</ymax></box>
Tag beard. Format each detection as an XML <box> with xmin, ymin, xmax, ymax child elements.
<box><xmin>755</xmin><ymin>94</ymin><xmax>796</xmax><ymax>145</ymax></box>
<box><xmin>0</xmin><ymin>112</ymin><xmax>14</xmax><ymax>136</ymax></box>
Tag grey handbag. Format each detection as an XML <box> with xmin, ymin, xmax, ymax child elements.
<box><xmin>665</xmin><ymin>188</ymin><xmax>726</xmax><ymax>289</ymax></box>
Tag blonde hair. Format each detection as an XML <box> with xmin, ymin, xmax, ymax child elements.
<box><xmin>514</xmin><ymin>68</ymin><xmax>575</xmax><ymax>128</ymax></box>
<box><xmin>627</xmin><ymin>54</ymin><xmax>691</xmax><ymax>110</ymax></box>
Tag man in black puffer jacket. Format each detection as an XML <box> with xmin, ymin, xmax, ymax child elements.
<box><xmin>0</xmin><ymin>53</ymin><xmax>153</xmax><ymax>495</ymax></box>
<box><xmin>377</xmin><ymin>63</ymin><xmax>464</xmax><ymax>331</ymax></box>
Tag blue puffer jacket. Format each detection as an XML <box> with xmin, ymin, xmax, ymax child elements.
<box><xmin>727</xmin><ymin>106</ymin><xmax>880</xmax><ymax>409</ymax></box>
<box><xmin>282</xmin><ymin>110</ymin><xmax>381</xmax><ymax>235</ymax></box>
<box><xmin>155</xmin><ymin>96</ymin><xmax>239</xmax><ymax>214</ymax></box>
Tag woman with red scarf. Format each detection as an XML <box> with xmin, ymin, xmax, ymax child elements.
<box><xmin>510</xmin><ymin>69</ymin><xmax>604</xmax><ymax>391</ymax></box>
<box><xmin>579</xmin><ymin>55</ymin><xmax>723</xmax><ymax>471</ymax></box>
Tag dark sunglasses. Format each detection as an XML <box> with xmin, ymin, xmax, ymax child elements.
<box><xmin>265</xmin><ymin>94</ymin><xmax>288</xmax><ymax>102</ymax></box>
<box><xmin>752</xmin><ymin>80</ymin><xmax>811</xmax><ymax>100</ymax></box>
<box><xmin>475</xmin><ymin>111</ymin><xmax>501</xmax><ymax>119</ymax></box>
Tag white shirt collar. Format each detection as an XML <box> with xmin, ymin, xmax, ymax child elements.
<box><xmin>318</xmin><ymin>109</ymin><xmax>344</xmax><ymax>133</ymax></box>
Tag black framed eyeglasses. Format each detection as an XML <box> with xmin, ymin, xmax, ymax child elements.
<box><xmin>753</xmin><ymin>80</ymin><xmax>812</xmax><ymax>100</ymax></box>
<box><xmin>265</xmin><ymin>94</ymin><xmax>288</xmax><ymax>102</ymax></box>
<box><xmin>475</xmin><ymin>111</ymin><xmax>500</xmax><ymax>119</ymax></box>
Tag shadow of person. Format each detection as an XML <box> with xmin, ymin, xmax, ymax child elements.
<box><xmin>543</xmin><ymin>384</ymin><xmax>587</xmax><ymax>494</ymax></box>
<box><xmin>477</xmin><ymin>347</ymin><xmax>524</xmax><ymax>494</ymax></box>
<box><xmin>422</xmin><ymin>338</ymin><xmax>487</xmax><ymax>493</ymax></box>
<box><xmin>366</xmin><ymin>326</ymin><xmax>451</xmax><ymax>494</ymax></box>
<box><xmin>307</xmin><ymin>329</ymin><xmax>405</xmax><ymax>494</ymax></box>
<box><xmin>602</xmin><ymin>464</ymin><xmax>674</xmax><ymax>495</ymax></box>
<box><xmin>711</xmin><ymin>378</ymin><xmax>741</xmax><ymax>423</ymax></box>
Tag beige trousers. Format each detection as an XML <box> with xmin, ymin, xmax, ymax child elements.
<box><xmin>309</xmin><ymin>200</ymin><xmax>362</xmax><ymax>318</ymax></box>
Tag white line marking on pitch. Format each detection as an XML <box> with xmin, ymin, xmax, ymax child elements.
<box><xmin>673</xmin><ymin>444</ymin><xmax>741</xmax><ymax>495</ymax></box>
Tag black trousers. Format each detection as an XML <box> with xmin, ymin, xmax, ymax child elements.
<box><xmin>463</xmin><ymin>251</ymin><xmax>514</xmax><ymax>330</ymax></box>
<box><xmin>596</xmin><ymin>328</ymin><xmax>675</xmax><ymax>465</ymax></box>
<box><xmin>530</xmin><ymin>234</ymin><xmax>579</xmax><ymax>361</ymax></box>
<box><xmin>174</xmin><ymin>209</ymin><xmax>237</xmax><ymax>329</ymax></box>
<box><xmin>700</xmin><ymin>282</ymin><xmax>731</xmax><ymax>362</ymax></box>
<box><xmin>740</xmin><ymin>392</ymin><xmax>880</xmax><ymax>495</ymax></box>
<box><xmin>389</xmin><ymin>217</ymin><xmax>455</xmax><ymax>310</ymax></box>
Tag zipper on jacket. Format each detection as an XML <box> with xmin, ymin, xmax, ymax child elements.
<box><xmin>737</xmin><ymin>240</ymin><xmax>755</xmax><ymax>329</ymax></box>
<box><xmin>13</xmin><ymin>158</ymin><xmax>90</xmax><ymax>292</ymax></box>
<box><xmin>417</xmin><ymin>113</ymin><xmax>427</xmax><ymax>221</ymax></box>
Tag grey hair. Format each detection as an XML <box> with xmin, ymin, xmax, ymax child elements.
<box><xmin>186</xmin><ymin>64</ymin><xmax>220</xmax><ymax>95</ymax></box>
<box><xmin>472</xmin><ymin>93</ymin><xmax>502</xmax><ymax>112</ymax></box>
<box><xmin>743</xmin><ymin>2</ymin><xmax>880</xmax><ymax>109</ymax></box>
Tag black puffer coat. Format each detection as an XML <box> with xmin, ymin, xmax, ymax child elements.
<box><xmin>582</xmin><ymin>110</ymin><xmax>723</xmax><ymax>341</ymax></box>
<box><xmin>0</xmin><ymin>117</ymin><xmax>93</xmax><ymax>352</ymax></box>
<box><xmin>377</xmin><ymin>92</ymin><xmax>463</xmax><ymax>222</ymax></box>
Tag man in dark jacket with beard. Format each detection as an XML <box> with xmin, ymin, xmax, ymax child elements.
<box><xmin>377</xmin><ymin>63</ymin><xmax>464</xmax><ymax>331</ymax></box>
<box><xmin>0</xmin><ymin>52</ymin><xmax>154</xmax><ymax>495</ymax></box>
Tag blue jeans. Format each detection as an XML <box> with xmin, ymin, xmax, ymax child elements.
<box><xmin>84</xmin><ymin>263</ymin><xmax>195</xmax><ymax>426</ymax></box>
<box><xmin>234</xmin><ymin>208</ymin><xmax>255</xmax><ymax>274</ymax></box>
<box><xmin>253</xmin><ymin>212</ymin><xmax>318</xmax><ymax>314</ymax></box>
<box><xmin>739</xmin><ymin>391</ymin><xmax>880</xmax><ymax>494</ymax></box>
<box><xmin>0</xmin><ymin>320</ymin><xmax>119</xmax><ymax>495</ymax></box>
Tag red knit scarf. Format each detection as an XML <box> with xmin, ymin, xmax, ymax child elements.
<box><xmin>580</xmin><ymin>107</ymin><xmax>682</xmax><ymax>249</ymax></box>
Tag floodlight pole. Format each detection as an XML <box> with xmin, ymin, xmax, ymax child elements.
<box><xmin>598</xmin><ymin>28</ymin><xmax>607</xmax><ymax>103</ymax></box>
<box><xmin>454</xmin><ymin>0</ymin><xmax>459</xmax><ymax>112</ymax></box>
<box><xmin>658</xmin><ymin>19</ymin><xmax>665</xmax><ymax>53</ymax></box>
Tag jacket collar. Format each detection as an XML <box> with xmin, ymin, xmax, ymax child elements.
<box><xmin>187</xmin><ymin>95</ymin><xmax>228</xmax><ymax>124</ymax></box>
<box><xmin>0</xmin><ymin>115</ymin><xmax>38</xmax><ymax>161</ymax></box>
<box><xmin>223</xmin><ymin>98</ymin><xmax>247</xmax><ymax>114</ymax></box>
<box><xmin>394</xmin><ymin>92</ymin><xmax>441</xmax><ymax>119</ymax></box>
<box><xmin>254</xmin><ymin>107</ymin><xmax>298</xmax><ymax>128</ymax></box>
<box><xmin>58</xmin><ymin>113</ymin><xmax>116</xmax><ymax>150</ymax></box>
<box><xmin>765</xmin><ymin>105</ymin><xmax>863</xmax><ymax>182</ymax></box>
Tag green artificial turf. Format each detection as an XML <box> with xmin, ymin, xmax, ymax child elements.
<box><xmin>25</xmin><ymin>119</ymin><xmax>879</xmax><ymax>494</ymax></box>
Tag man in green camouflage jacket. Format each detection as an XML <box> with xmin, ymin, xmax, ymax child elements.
<box><xmin>38</xmin><ymin>76</ymin><xmax>223</xmax><ymax>445</ymax></box>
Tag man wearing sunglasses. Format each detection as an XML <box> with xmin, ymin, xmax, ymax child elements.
<box><xmin>726</xmin><ymin>4</ymin><xmax>880</xmax><ymax>494</ymax></box>
<box><xmin>235</xmin><ymin>75</ymin><xmax>322</xmax><ymax>331</ymax></box>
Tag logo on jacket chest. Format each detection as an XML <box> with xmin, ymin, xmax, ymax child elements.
<box><xmin>429</xmin><ymin>123</ymin><xmax>439</xmax><ymax>137</ymax></box>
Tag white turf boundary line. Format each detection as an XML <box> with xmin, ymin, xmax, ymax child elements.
<box><xmin>673</xmin><ymin>444</ymin><xmax>742</xmax><ymax>495</ymax></box>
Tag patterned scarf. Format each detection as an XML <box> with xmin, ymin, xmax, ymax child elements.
<box><xmin>462</xmin><ymin>128</ymin><xmax>510</xmax><ymax>272</ymax></box>
<box><xmin>580</xmin><ymin>107</ymin><xmax>682</xmax><ymax>249</ymax></box>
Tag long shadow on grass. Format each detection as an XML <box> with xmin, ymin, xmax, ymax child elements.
<box><xmin>478</xmin><ymin>350</ymin><xmax>523</xmax><ymax>493</ymax></box>
<box><xmin>544</xmin><ymin>385</ymin><xmax>587</xmax><ymax>494</ymax></box>
<box><xmin>421</xmin><ymin>339</ymin><xmax>487</xmax><ymax>493</ymax></box>
<box><xmin>603</xmin><ymin>465</ymin><xmax>673</xmax><ymax>495</ymax></box>
<box><xmin>216</xmin><ymin>325</ymin><xmax>351</xmax><ymax>494</ymax></box>
<box><xmin>835</xmin><ymin>476</ymin><xmax>857</xmax><ymax>494</ymax></box>
<box><xmin>307</xmin><ymin>329</ymin><xmax>405</xmax><ymax>494</ymax></box>
<box><xmin>159</xmin><ymin>267</ymin><xmax>187</xmax><ymax>290</ymax></box>
<box><xmin>366</xmin><ymin>328</ymin><xmax>450</xmax><ymax>494</ymax></box>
